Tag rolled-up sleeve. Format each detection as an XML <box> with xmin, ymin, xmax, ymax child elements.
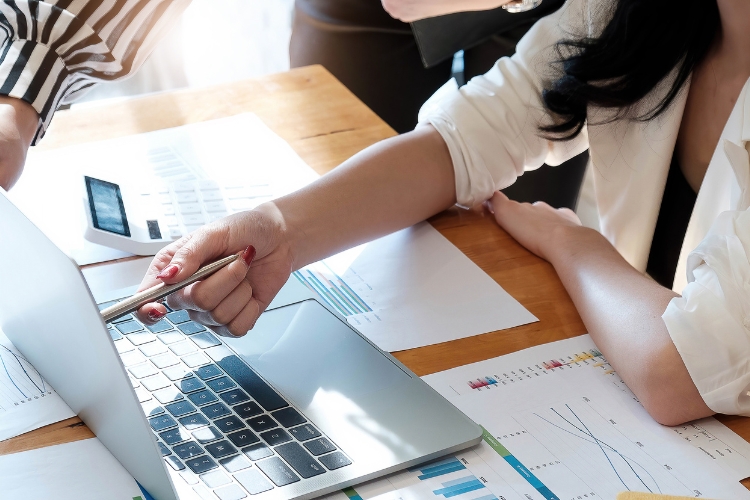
<box><xmin>417</xmin><ymin>0</ymin><xmax>590</xmax><ymax>208</ymax></box>
<box><xmin>664</xmin><ymin>209</ymin><xmax>750</xmax><ymax>415</ymax></box>
<box><xmin>0</xmin><ymin>0</ymin><xmax>190</xmax><ymax>144</ymax></box>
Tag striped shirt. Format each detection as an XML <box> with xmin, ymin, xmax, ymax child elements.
<box><xmin>0</xmin><ymin>0</ymin><xmax>191</xmax><ymax>144</ymax></box>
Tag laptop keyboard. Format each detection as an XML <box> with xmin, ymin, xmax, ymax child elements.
<box><xmin>100</xmin><ymin>302</ymin><xmax>352</xmax><ymax>499</ymax></box>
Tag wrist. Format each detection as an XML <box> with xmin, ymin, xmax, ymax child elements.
<box><xmin>545</xmin><ymin>224</ymin><xmax>604</xmax><ymax>268</ymax></box>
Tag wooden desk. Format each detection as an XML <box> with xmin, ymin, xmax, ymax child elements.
<box><xmin>2</xmin><ymin>65</ymin><xmax>749</xmax><ymax>489</ymax></box>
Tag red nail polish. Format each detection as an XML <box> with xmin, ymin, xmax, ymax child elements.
<box><xmin>242</xmin><ymin>245</ymin><xmax>256</xmax><ymax>266</ymax></box>
<box><xmin>148</xmin><ymin>309</ymin><xmax>165</xmax><ymax>321</ymax></box>
<box><xmin>157</xmin><ymin>264</ymin><xmax>179</xmax><ymax>280</ymax></box>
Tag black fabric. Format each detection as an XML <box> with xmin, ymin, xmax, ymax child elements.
<box><xmin>410</xmin><ymin>0</ymin><xmax>565</xmax><ymax>68</ymax></box>
<box><xmin>646</xmin><ymin>153</ymin><xmax>698</xmax><ymax>289</ymax></box>
<box><xmin>291</xmin><ymin>0</ymin><xmax>589</xmax><ymax>210</ymax></box>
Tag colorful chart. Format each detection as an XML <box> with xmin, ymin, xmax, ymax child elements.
<box><xmin>294</xmin><ymin>264</ymin><xmax>373</xmax><ymax>317</ymax></box>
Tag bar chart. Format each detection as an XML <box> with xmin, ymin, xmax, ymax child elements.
<box><xmin>293</xmin><ymin>263</ymin><xmax>374</xmax><ymax>318</ymax></box>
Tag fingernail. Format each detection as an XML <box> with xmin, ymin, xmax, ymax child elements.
<box><xmin>242</xmin><ymin>245</ymin><xmax>256</xmax><ymax>266</ymax></box>
<box><xmin>148</xmin><ymin>309</ymin><xmax>165</xmax><ymax>321</ymax></box>
<box><xmin>157</xmin><ymin>264</ymin><xmax>179</xmax><ymax>280</ymax></box>
<box><xmin>485</xmin><ymin>201</ymin><xmax>495</xmax><ymax>215</ymax></box>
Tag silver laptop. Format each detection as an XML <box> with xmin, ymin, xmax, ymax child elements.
<box><xmin>0</xmin><ymin>189</ymin><xmax>481</xmax><ymax>500</ymax></box>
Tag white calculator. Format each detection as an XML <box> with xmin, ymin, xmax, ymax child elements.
<box><xmin>83</xmin><ymin>175</ymin><xmax>273</xmax><ymax>255</ymax></box>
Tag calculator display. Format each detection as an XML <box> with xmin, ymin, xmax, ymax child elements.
<box><xmin>85</xmin><ymin>176</ymin><xmax>131</xmax><ymax>237</ymax></box>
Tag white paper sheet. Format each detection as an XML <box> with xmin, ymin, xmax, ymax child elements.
<box><xmin>0</xmin><ymin>438</ymin><xmax>145</xmax><ymax>500</ymax></box>
<box><xmin>413</xmin><ymin>335</ymin><xmax>750</xmax><ymax>499</ymax></box>
<box><xmin>0</xmin><ymin>329</ymin><xmax>74</xmax><ymax>442</ymax></box>
<box><xmin>10</xmin><ymin>113</ymin><xmax>318</xmax><ymax>265</ymax></box>
<box><xmin>294</xmin><ymin>222</ymin><xmax>538</xmax><ymax>352</ymax></box>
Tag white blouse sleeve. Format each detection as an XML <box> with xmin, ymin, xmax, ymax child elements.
<box><xmin>663</xmin><ymin>209</ymin><xmax>750</xmax><ymax>415</ymax></box>
<box><xmin>0</xmin><ymin>0</ymin><xmax>190</xmax><ymax>144</ymax></box>
<box><xmin>417</xmin><ymin>0</ymin><xmax>591</xmax><ymax>208</ymax></box>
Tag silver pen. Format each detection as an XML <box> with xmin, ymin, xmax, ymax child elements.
<box><xmin>100</xmin><ymin>254</ymin><xmax>239</xmax><ymax>323</ymax></box>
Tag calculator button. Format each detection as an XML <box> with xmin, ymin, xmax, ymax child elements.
<box><xmin>203</xmin><ymin>200</ymin><xmax>227</xmax><ymax>212</ymax></box>
<box><xmin>229</xmin><ymin>199</ymin><xmax>253</xmax><ymax>211</ymax></box>
<box><xmin>159</xmin><ymin>194</ymin><xmax>173</xmax><ymax>204</ymax></box>
<box><xmin>178</xmin><ymin>203</ymin><xmax>202</xmax><ymax>215</ymax></box>
<box><xmin>209</xmin><ymin>214</ymin><xmax>228</xmax><ymax>222</ymax></box>
<box><xmin>162</xmin><ymin>204</ymin><xmax>176</xmax><ymax>216</ymax></box>
<box><xmin>181</xmin><ymin>213</ymin><xmax>206</xmax><ymax>225</ymax></box>
<box><xmin>176</xmin><ymin>192</ymin><xmax>198</xmax><ymax>204</ymax></box>
<box><xmin>164</xmin><ymin>215</ymin><xmax>179</xmax><ymax>227</ymax></box>
<box><xmin>173</xmin><ymin>181</ymin><xmax>197</xmax><ymax>192</ymax></box>
<box><xmin>201</xmin><ymin>190</ymin><xmax>224</xmax><ymax>201</ymax></box>
<box><xmin>198</xmin><ymin>180</ymin><xmax>220</xmax><ymax>190</ymax></box>
<box><xmin>184</xmin><ymin>224</ymin><xmax>203</xmax><ymax>234</ymax></box>
<box><xmin>169</xmin><ymin>228</ymin><xmax>183</xmax><ymax>239</ymax></box>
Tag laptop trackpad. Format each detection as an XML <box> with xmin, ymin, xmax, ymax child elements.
<box><xmin>222</xmin><ymin>300</ymin><xmax>411</xmax><ymax>411</ymax></box>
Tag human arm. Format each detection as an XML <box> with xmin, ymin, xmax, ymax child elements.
<box><xmin>381</xmin><ymin>0</ymin><xmax>514</xmax><ymax>22</ymax></box>
<box><xmin>488</xmin><ymin>192</ymin><xmax>713</xmax><ymax>425</ymax></box>
<box><xmin>0</xmin><ymin>0</ymin><xmax>190</xmax><ymax>189</ymax></box>
<box><xmin>136</xmin><ymin>126</ymin><xmax>456</xmax><ymax>335</ymax></box>
<box><xmin>0</xmin><ymin>96</ymin><xmax>39</xmax><ymax>190</ymax></box>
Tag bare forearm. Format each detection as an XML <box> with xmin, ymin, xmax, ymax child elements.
<box><xmin>549</xmin><ymin>226</ymin><xmax>712</xmax><ymax>424</ymax></box>
<box><xmin>273</xmin><ymin>125</ymin><xmax>456</xmax><ymax>269</ymax></box>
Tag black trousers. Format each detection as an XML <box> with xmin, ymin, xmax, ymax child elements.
<box><xmin>290</xmin><ymin>0</ymin><xmax>588</xmax><ymax>209</ymax></box>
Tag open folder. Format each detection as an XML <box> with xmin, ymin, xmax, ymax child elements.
<box><xmin>410</xmin><ymin>0</ymin><xmax>564</xmax><ymax>68</ymax></box>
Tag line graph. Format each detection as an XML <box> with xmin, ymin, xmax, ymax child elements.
<box><xmin>533</xmin><ymin>404</ymin><xmax>660</xmax><ymax>494</ymax></box>
<box><xmin>0</xmin><ymin>342</ymin><xmax>52</xmax><ymax>410</ymax></box>
<box><xmin>508</xmin><ymin>398</ymin><xmax>697</xmax><ymax>499</ymax></box>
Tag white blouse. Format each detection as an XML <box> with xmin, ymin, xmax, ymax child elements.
<box><xmin>418</xmin><ymin>0</ymin><xmax>750</xmax><ymax>415</ymax></box>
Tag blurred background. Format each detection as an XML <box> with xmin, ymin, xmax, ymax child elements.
<box><xmin>76</xmin><ymin>0</ymin><xmax>295</xmax><ymax>104</ymax></box>
<box><xmin>72</xmin><ymin>0</ymin><xmax>598</xmax><ymax>229</ymax></box>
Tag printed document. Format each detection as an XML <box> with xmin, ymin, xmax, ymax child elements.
<box><xmin>321</xmin><ymin>336</ymin><xmax>750</xmax><ymax>500</ymax></box>
<box><xmin>0</xmin><ymin>329</ymin><xmax>74</xmax><ymax>441</ymax></box>
<box><xmin>295</xmin><ymin>222</ymin><xmax>538</xmax><ymax>352</ymax></box>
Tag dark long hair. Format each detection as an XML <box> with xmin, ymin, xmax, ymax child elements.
<box><xmin>541</xmin><ymin>0</ymin><xmax>720</xmax><ymax>139</ymax></box>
